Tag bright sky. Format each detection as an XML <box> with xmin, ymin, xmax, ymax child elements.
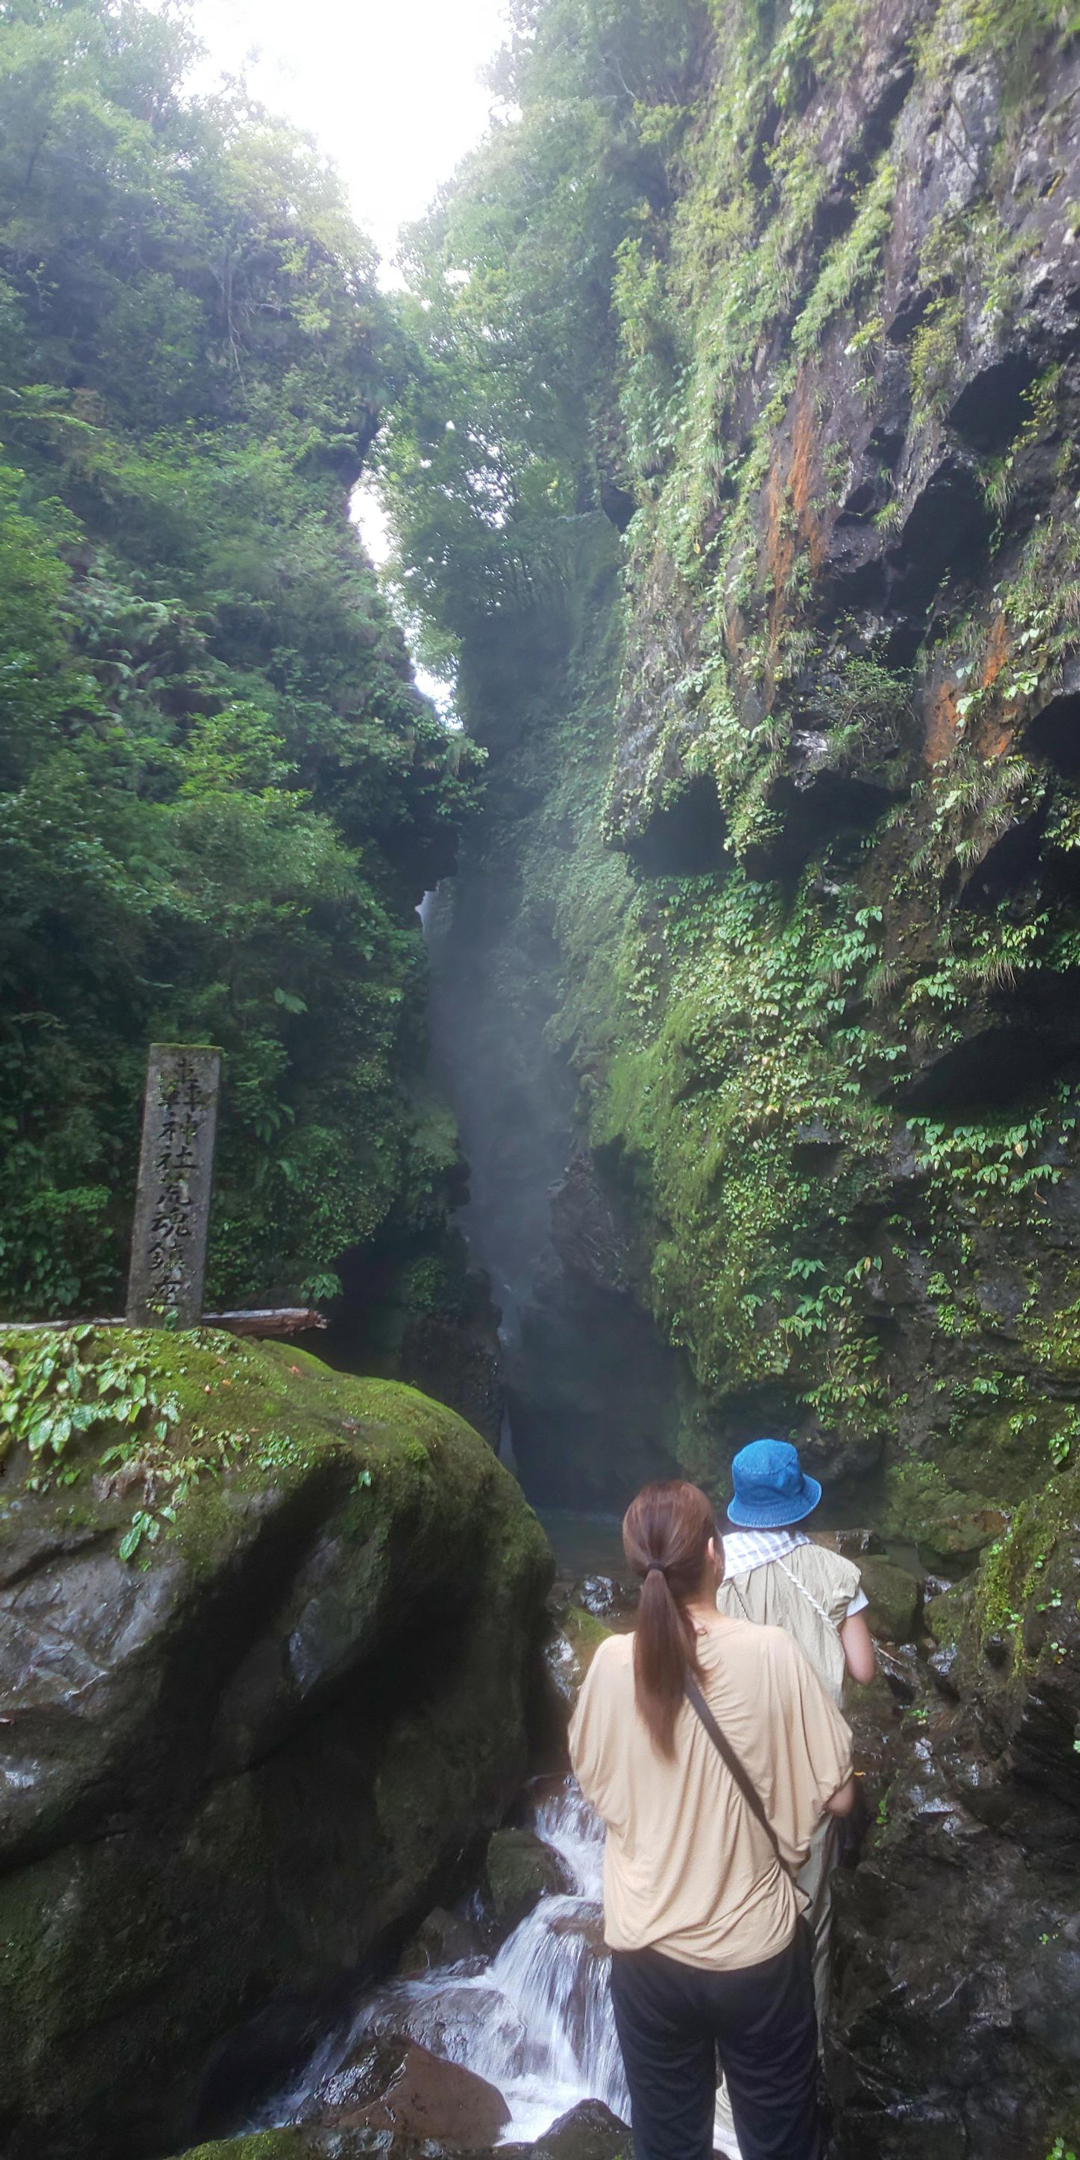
<box><xmin>184</xmin><ymin>0</ymin><xmax>509</xmax><ymax>704</ymax></box>
<box><xmin>185</xmin><ymin>0</ymin><xmax>510</xmax><ymax>277</ymax></box>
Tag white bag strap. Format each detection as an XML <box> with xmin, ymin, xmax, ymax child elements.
<box><xmin>774</xmin><ymin>1554</ymin><xmax>840</xmax><ymax>1631</ymax></box>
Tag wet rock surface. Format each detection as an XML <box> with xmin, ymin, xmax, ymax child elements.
<box><xmin>514</xmin><ymin>2102</ymin><xmax>631</xmax><ymax>2158</ymax></box>
<box><xmin>398</xmin><ymin>1907</ymin><xmax>484</xmax><ymax>1978</ymax></box>
<box><xmin>570</xmin><ymin>1575</ymin><xmax>637</xmax><ymax>1627</ymax></box>
<box><xmin>174</xmin><ymin>2100</ymin><xmax>632</xmax><ymax>2158</ymax></box>
<box><xmin>300</xmin><ymin>2034</ymin><xmax>510</xmax><ymax>2145</ymax></box>
<box><xmin>833</xmin><ymin>1471</ymin><xmax>1080</xmax><ymax>2156</ymax></box>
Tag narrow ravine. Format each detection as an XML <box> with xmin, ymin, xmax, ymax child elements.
<box><xmin>5</xmin><ymin>0</ymin><xmax>1080</xmax><ymax>2153</ymax></box>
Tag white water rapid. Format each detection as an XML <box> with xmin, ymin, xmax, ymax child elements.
<box><xmin>345</xmin><ymin>1781</ymin><xmax>628</xmax><ymax>2143</ymax></box>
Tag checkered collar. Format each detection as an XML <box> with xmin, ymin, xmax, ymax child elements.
<box><xmin>721</xmin><ymin>1526</ymin><xmax>810</xmax><ymax>1576</ymax></box>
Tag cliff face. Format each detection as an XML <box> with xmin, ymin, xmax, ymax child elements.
<box><xmin>426</xmin><ymin>0</ymin><xmax>1080</xmax><ymax>1538</ymax></box>
<box><xmin>414</xmin><ymin>16</ymin><xmax>1080</xmax><ymax>2137</ymax></box>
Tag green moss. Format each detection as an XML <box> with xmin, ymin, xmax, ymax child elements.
<box><xmin>881</xmin><ymin>1458</ymin><xmax>1004</xmax><ymax>1556</ymax></box>
<box><xmin>973</xmin><ymin>1463</ymin><xmax>1080</xmax><ymax>1646</ymax></box>
<box><xmin>564</xmin><ymin>1603</ymin><xmax>613</xmax><ymax>1656</ymax></box>
<box><xmin>793</xmin><ymin>160</ymin><xmax>896</xmax><ymax>358</ymax></box>
<box><xmin>170</xmin><ymin>2138</ymin><xmax>305</xmax><ymax>2160</ymax></box>
<box><xmin>0</xmin><ymin>1322</ymin><xmax>552</xmax><ymax>2154</ymax></box>
<box><xmin>0</xmin><ymin>1324</ymin><xmax>547</xmax><ymax>1585</ymax></box>
<box><xmin>589</xmin><ymin>867</ymin><xmax>895</xmax><ymax>1423</ymax></box>
<box><xmin>923</xmin><ymin>1580</ymin><xmax>970</xmax><ymax>1651</ymax></box>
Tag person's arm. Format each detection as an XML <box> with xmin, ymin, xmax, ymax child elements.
<box><xmin>839</xmin><ymin>1609</ymin><xmax>876</xmax><ymax>1683</ymax></box>
<box><xmin>825</xmin><ymin>1772</ymin><xmax>857</xmax><ymax>1816</ymax></box>
<box><xmin>567</xmin><ymin>1640</ymin><xmax>611</xmax><ymax>1815</ymax></box>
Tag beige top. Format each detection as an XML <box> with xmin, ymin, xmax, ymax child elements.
<box><xmin>717</xmin><ymin>1538</ymin><xmax>864</xmax><ymax>1706</ymax></box>
<box><xmin>568</xmin><ymin>1621</ymin><xmax>852</xmax><ymax>1972</ymax></box>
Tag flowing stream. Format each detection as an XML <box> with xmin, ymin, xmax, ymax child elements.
<box><xmin>260</xmin><ymin>1779</ymin><xmax>627</xmax><ymax>2144</ymax></box>
<box><xmin>254</xmin><ymin>1513</ymin><xmax>916</xmax><ymax>2147</ymax></box>
<box><xmin>350</xmin><ymin>1781</ymin><xmax>625</xmax><ymax>2142</ymax></box>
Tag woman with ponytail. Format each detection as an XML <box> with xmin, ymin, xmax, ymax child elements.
<box><xmin>569</xmin><ymin>1480</ymin><xmax>854</xmax><ymax>2160</ymax></box>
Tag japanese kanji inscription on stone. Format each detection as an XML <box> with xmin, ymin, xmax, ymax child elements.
<box><xmin>126</xmin><ymin>1044</ymin><xmax>222</xmax><ymax>1328</ymax></box>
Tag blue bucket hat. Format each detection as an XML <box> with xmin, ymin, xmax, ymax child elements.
<box><xmin>726</xmin><ymin>1438</ymin><xmax>822</xmax><ymax>1529</ymax></box>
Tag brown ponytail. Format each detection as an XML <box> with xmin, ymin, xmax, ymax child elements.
<box><xmin>623</xmin><ymin>1480</ymin><xmax>719</xmax><ymax>1756</ymax></box>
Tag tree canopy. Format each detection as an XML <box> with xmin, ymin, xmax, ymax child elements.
<box><xmin>378</xmin><ymin>0</ymin><xmax>708</xmax><ymax>671</ymax></box>
<box><xmin>0</xmin><ymin>0</ymin><xmax>475</xmax><ymax>1316</ymax></box>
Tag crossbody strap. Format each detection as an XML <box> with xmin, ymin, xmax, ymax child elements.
<box><xmin>683</xmin><ymin>1673</ymin><xmax>794</xmax><ymax>1882</ymax></box>
<box><xmin>774</xmin><ymin>1553</ymin><xmax>838</xmax><ymax>1629</ymax></box>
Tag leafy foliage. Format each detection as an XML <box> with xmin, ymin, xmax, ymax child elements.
<box><xmin>0</xmin><ymin>0</ymin><xmax>475</xmax><ymax>1317</ymax></box>
<box><xmin>378</xmin><ymin>0</ymin><xmax>707</xmax><ymax>672</ymax></box>
<box><xmin>0</xmin><ymin>1322</ymin><xmax>178</xmax><ymax>1484</ymax></box>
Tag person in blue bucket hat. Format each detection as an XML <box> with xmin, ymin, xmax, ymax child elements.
<box><xmin>726</xmin><ymin>1437</ymin><xmax>823</xmax><ymax>1529</ymax></box>
<box><xmin>713</xmin><ymin>1438</ymin><xmax>876</xmax><ymax>2160</ymax></box>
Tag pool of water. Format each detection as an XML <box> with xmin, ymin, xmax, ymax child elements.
<box><xmin>535</xmin><ymin>1509</ymin><xmax>629</xmax><ymax>1583</ymax></box>
<box><xmin>536</xmin><ymin>1507</ymin><xmax>927</xmax><ymax>1585</ymax></box>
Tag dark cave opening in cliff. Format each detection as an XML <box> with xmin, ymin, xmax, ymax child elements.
<box><xmin>1026</xmin><ymin>690</ymin><xmax>1080</xmax><ymax>778</ymax></box>
<box><xmin>898</xmin><ymin>1022</ymin><xmax>1080</xmax><ymax>1113</ymax></box>
<box><xmin>624</xmin><ymin>772</ymin><xmax>729</xmax><ymax>877</ymax></box>
<box><xmin>947</xmin><ymin>350</ymin><xmax>1043</xmax><ymax>454</ymax></box>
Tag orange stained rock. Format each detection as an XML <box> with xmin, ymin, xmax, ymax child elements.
<box><xmin>790</xmin><ymin>383</ymin><xmax>824</xmax><ymax>574</ymax></box>
<box><xmin>981</xmin><ymin>610</ymin><xmax>1010</xmax><ymax>692</ymax></box>
<box><xmin>926</xmin><ymin>677</ymin><xmax>959</xmax><ymax>764</ymax></box>
<box><xmin>764</xmin><ymin>377</ymin><xmax>821</xmax><ymax>705</ymax></box>
<box><xmin>975</xmin><ymin>612</ymin><xmax>1016</xmax><ymax>757</ymax></box>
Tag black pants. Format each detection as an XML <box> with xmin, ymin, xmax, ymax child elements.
<box><xmin>609</xmin><ymin>1923</ymin><xmax>822</xmax><ymax>2160</ymax></box>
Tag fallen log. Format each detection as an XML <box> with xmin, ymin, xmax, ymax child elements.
<box><xmin>20</xmin><ymin>1307</ymin><xmax>328</xmax><ymax>1337</ymax></box>
<box><xmin>202</xmin><ymin>1307</ymin><xmax>328</xmax><ymax>1336</ymax></box>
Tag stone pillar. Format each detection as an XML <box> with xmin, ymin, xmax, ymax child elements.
<box><xmin>126</xmin><ymin>1044</ymin><xmax>222</xmax><ymax>1328</ymax></box>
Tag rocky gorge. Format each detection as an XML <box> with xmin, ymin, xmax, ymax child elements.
<box><xmin>416</xmin><ymin>0</ymin><xmax>1080</xmax><ymax>1531</ymax></box>
<box><xmin>3</xmin><ymin>0</ymin><xmax>1080</xmax><ymax>2155</ymax></box>
<box><xmin>386</xmin><ymin>0</ymin><xmax>1080</xmax><ymax>2147</ymax></box>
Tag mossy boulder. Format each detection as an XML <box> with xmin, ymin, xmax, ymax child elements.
<box><xmin>0</xmin><ymin>1325</ymin><xmax>552</xmax><ymax>2160</ymax></box>
<box><xmin>177</xmin><ymin>2142</ymin><xmax>308</xmax><ymax>2160</ymax></box>
<box><xmin>561</xmin><ymin>1603</ymin><xmax>613</xmax><ymax>1688</ymax></box>
<box><xmin>533</xmin><ymin>1599</ymin><xmax>614</xmax><ymax>1764</ymax></box>
<box><xmin>882</xmin><ymin>1460</ymin><xmax>1007</xmax><ymax>1573</ymax></box>
<box><xmin>859</xmin><ymin>1555</ymin><xmax>921</xmax><ymax>1644</ymax></box>
<box><xmin>483</xmin><ymin>1824</ymin><xmax>572</xmax><ymax>1939</ymax></box>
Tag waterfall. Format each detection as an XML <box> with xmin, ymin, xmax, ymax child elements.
<box><xmin>497</xmin><ymin>1407</ymin><xmax>519</xmax><ymax>1473</ymax></box>
<box><xmin>345</xmin><ymin>1780</ymin><xmax>628</xmax><ymax>2142</ymax></box>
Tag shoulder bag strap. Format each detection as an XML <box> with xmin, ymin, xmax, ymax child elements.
<box><xmin>684</xmin><ymin>1672</ymin><xmax>793</xmax><ymax>1881</ymax></box>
